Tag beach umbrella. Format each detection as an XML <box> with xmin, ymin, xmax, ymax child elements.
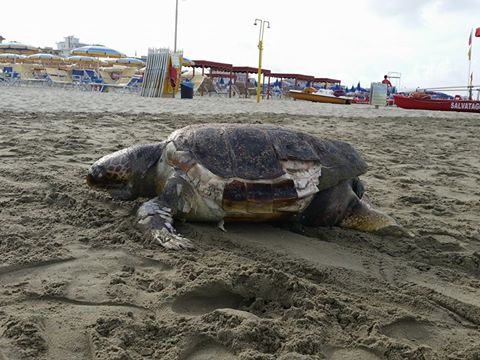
<box><xmin>356</xmin><ymin>82</ymin><xmax>362</xmax><ymax>91</ymax></box>
<box><xmin>66</xmin><ymin>55</ymin><xmax>99</xmax><ymax>63</ymax></box>
<box><xmin>108</xmin><ymin>57</ymin><xmax>145</xmax><ymax>67</ymax></box>
<box><xmin>26</xmin><ymin>53</ymin><xmax>64</xmax><ymax>63</ymax></box>
<box><xmin>219</xmin><ymin>77</ymin><xmax>225</xmax><ymax>85</ymax></box>
<box><xmin>0</xmin><ymin>41</ymin><xmax>38</xmax><ymax>55</ymax></box>
<box><xmin>182</xmin><ymin>57</ymin><xmax>195</xmax><ymax>66</ymax></box>
<box><xmin>0</xmin><ymin>53</ymin><xmax>26</xmax><ymax>63</ymax></box>
<box><xmin>71</xmin><ymin>45</ymin><xmax>126</xmax><ymax>58</ymax></box>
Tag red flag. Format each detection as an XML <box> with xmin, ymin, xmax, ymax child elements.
<box><xmin>476</xmin><ymin>27</ymin><xmax>480</xmax><ymax>37</ymax></box>
<box><xmin>469</xmin><ymin>29</ymin><xmax>473</xmax><ymax>45</ymax></box>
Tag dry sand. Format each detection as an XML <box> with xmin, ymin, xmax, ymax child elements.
<box><xmin>0</xmin><ymin>86</ymin><xmax>479</xmax><ymax>360</ymax></box>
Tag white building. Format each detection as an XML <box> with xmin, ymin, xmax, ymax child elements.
<box><xmin>56</xmin><ymin>36</ymin><xmax>87</xmax><ymax>56</ymax></box>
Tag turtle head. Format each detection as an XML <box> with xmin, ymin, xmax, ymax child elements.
<box><xmin>87</xmin><ymin>143</ymin><xmax>165</xmax><ymax>200</ymax></box>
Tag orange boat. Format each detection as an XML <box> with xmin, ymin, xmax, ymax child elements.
<box><xmin>289</xmin><ymin>88</ymin><xmax>351</xmax><ymax>105</ymax></box>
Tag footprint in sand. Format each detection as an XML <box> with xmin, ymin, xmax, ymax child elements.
<box><xmin>181</xmin><ymin>340</ymin><xmax>236</xmax><ymax>360</ymax></box>
<box><xmin>328</xmin><ymin>348</ymin><xmax>381</xmax><ymax>360</ymax></box>
<box><xmin>0</xmin><ymin>248</ymin><xmax>172</xmax><ymax>306</ymax></box>
<box><xmin>171</xmin><ymin>283</ymin><xmax>252</xmax><ymax>316</ymax></box>
<box><xmin>380</xmin><ymin>317</ymin><xmax>439</xmax><ymax>348</ymax></box>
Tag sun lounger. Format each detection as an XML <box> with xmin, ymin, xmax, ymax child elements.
<box><xmin>45</xmin><ymin>67</ymin><xmax>73</xmax><ymax>87</ymax></box>
<box><xmin>14</xmin><ymin>64</ymin><xmax>48</xmax><ymax>86</ymax></box>
<box><xmin>0</xmin><ymin>66</ymin><xmax>20</xmax><ymax>86</ymax></box>
<box><xmin>197</xmin><ymin>77</ymin><xmax>218</xmax><ymax>96</ymax></box>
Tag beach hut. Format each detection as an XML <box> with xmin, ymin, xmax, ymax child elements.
<box><xmin>71</xmin><ymin>45</ymin><xmax>126</xmax><ymax>58</ymax></box>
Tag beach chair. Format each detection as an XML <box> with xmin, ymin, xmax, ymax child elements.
<box><xmin>196</xmin><ymin>77</ymin><xmax>219</xmax><ymax>96</ymax></box>
<box><xmin>14</xmin><ymin>64</ymin><xmax>48</xmax><ymax>86</ymax></box>
<box><xmin>45</xmin><ymin>67</ymin><xmax>73</xmax><ymax>88</ymax></box>
<box><xmin>83</xmin><ymin>69</ymin><xmax>105</xmax><ymax>91</ymax></box>
<box><xmin>233</xmin><ymin>81</ymin><xmax>248</xmax><ymax>98</ymax></box>
<box><xmin>213</xmin><ymin>80</ymin><xmax>230</xmax><ymax>97</ymax></box>
<box><xmin>1</xmin><ymin>66</ymin><xmax>20</xmax><ymax>86</ymax></box>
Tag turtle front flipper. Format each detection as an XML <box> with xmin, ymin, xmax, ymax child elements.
<box><xmin>137</xmin><ymin>174</ymin><xmax>194</xmax><ymax>250</ymax></box>
<box><xmin>137</xmin><ymin>198</ymin><xmax>193</xmax><ymax>249</ymax></box>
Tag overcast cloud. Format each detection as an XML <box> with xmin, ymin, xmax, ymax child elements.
<box><xmin>1</xmin><ymin>0</ymin><xmax>479</xmax><ymax>90</ymax></box>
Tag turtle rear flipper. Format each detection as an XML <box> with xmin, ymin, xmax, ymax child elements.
<box><xmin>340</xmin><ymin>199</ymin><xmax>413</xmax><ymax>237</ymax></box>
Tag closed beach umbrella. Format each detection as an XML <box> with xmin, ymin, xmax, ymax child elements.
<box><xmin>71</xmin><ymin>45</ymin><xmax>126</xmax><ymax>58</ymax></box>
<box><xmin>0</xmin><ymin>42</ymin><xmax>38</xmax><ymax>55</ymax></box>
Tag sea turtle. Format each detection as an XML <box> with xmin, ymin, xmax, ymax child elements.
<box><xmin>86</xmin><ymin>124</ymin><xmax>405</xmax><ymax>249</ymax></box>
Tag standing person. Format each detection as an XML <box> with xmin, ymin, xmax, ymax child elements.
<box><xmin>382</xmin><ymin>75</ymin><xmax>392</xmax><ymax>87</ymax></box>
<box><xmin>382</xmin><ymin>75</ymin><xmax>392</xmax><ymax>95</ymax></box>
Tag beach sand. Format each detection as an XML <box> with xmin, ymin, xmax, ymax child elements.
<box><xmin>0</xmin><ymin>86</ymin><xmax>479</xmax><ymax>359</ymax></box>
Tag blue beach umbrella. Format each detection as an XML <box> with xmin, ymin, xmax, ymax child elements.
<box><xmin>71</xmin><ymin>45</ymin><xmax>125</xmax><ymax>58</ymax></box>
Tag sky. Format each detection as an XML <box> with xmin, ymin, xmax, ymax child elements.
<box><xmin>2</xmin><ymin>0</ymin><xmax>480</xmax><ymax>90</ymax></box>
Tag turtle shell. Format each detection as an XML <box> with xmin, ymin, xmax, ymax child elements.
<box><xmin>167</xmin><ymin>124</ymin><xmax>367</xmax><ymax>191</ymax></box>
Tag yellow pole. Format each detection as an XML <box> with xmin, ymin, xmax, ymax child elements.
<box><xmin>256</xmin><ymin>39</ymin><xmax>263</xmax><ymax>103</ymax></box>
<box><xmin>254</xmin><ymin>19</ymin><xmax>269</xmax><ymax>104</ymax></box>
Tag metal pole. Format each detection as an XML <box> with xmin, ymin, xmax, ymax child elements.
<box><xmin>468</xmin><ymin>29</ymin><xmax>473</xmax><ymax>100</ymax></box>
<box><xmin>174</xmin><ymin>0</ymin><xmax>179</xmax><ymax>53</ymax></box>
<box><xmin>172</xmin><ymin>0</ymin><xmax>179</xmax><ymax>98</ymax></box>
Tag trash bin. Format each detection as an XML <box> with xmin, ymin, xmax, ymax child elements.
<box><xmin>180</xmin><ymin>81</ymin><xmax>194</xmax><ymax>99</ymax></box>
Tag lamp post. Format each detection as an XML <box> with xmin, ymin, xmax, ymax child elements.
<box><xmin>254</xmin><ymin>19</ymin><xmax>270</xmax><ymax>103</ymax></box>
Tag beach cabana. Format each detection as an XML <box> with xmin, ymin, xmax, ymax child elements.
<box><xmin>269</xmin><ymin>73</ymin><xmax>315</xmax><ymax>97</ymax></box>
<box><xmin>189</xmin><ymin>60</ymin><xmax>233</xmax><ymax>96</ymax></box>
<box><xmin>313</xmin><ymin>77</ymin><xmax>341</xmax><ymax>89</ymax></box>
<box><xmin>71</xmin><ymin>46</ymin><xmax>126</xmax><ymax>58</ymax></box>
<box><xmin>0</xmin><ymin>42</ymin><xmax>38</xmax><ymax>55</ymax></box>
<box><xmin>231</xmin><ymin>66</ymin><xmax>271</xmax><ymax>99</ymax></box>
